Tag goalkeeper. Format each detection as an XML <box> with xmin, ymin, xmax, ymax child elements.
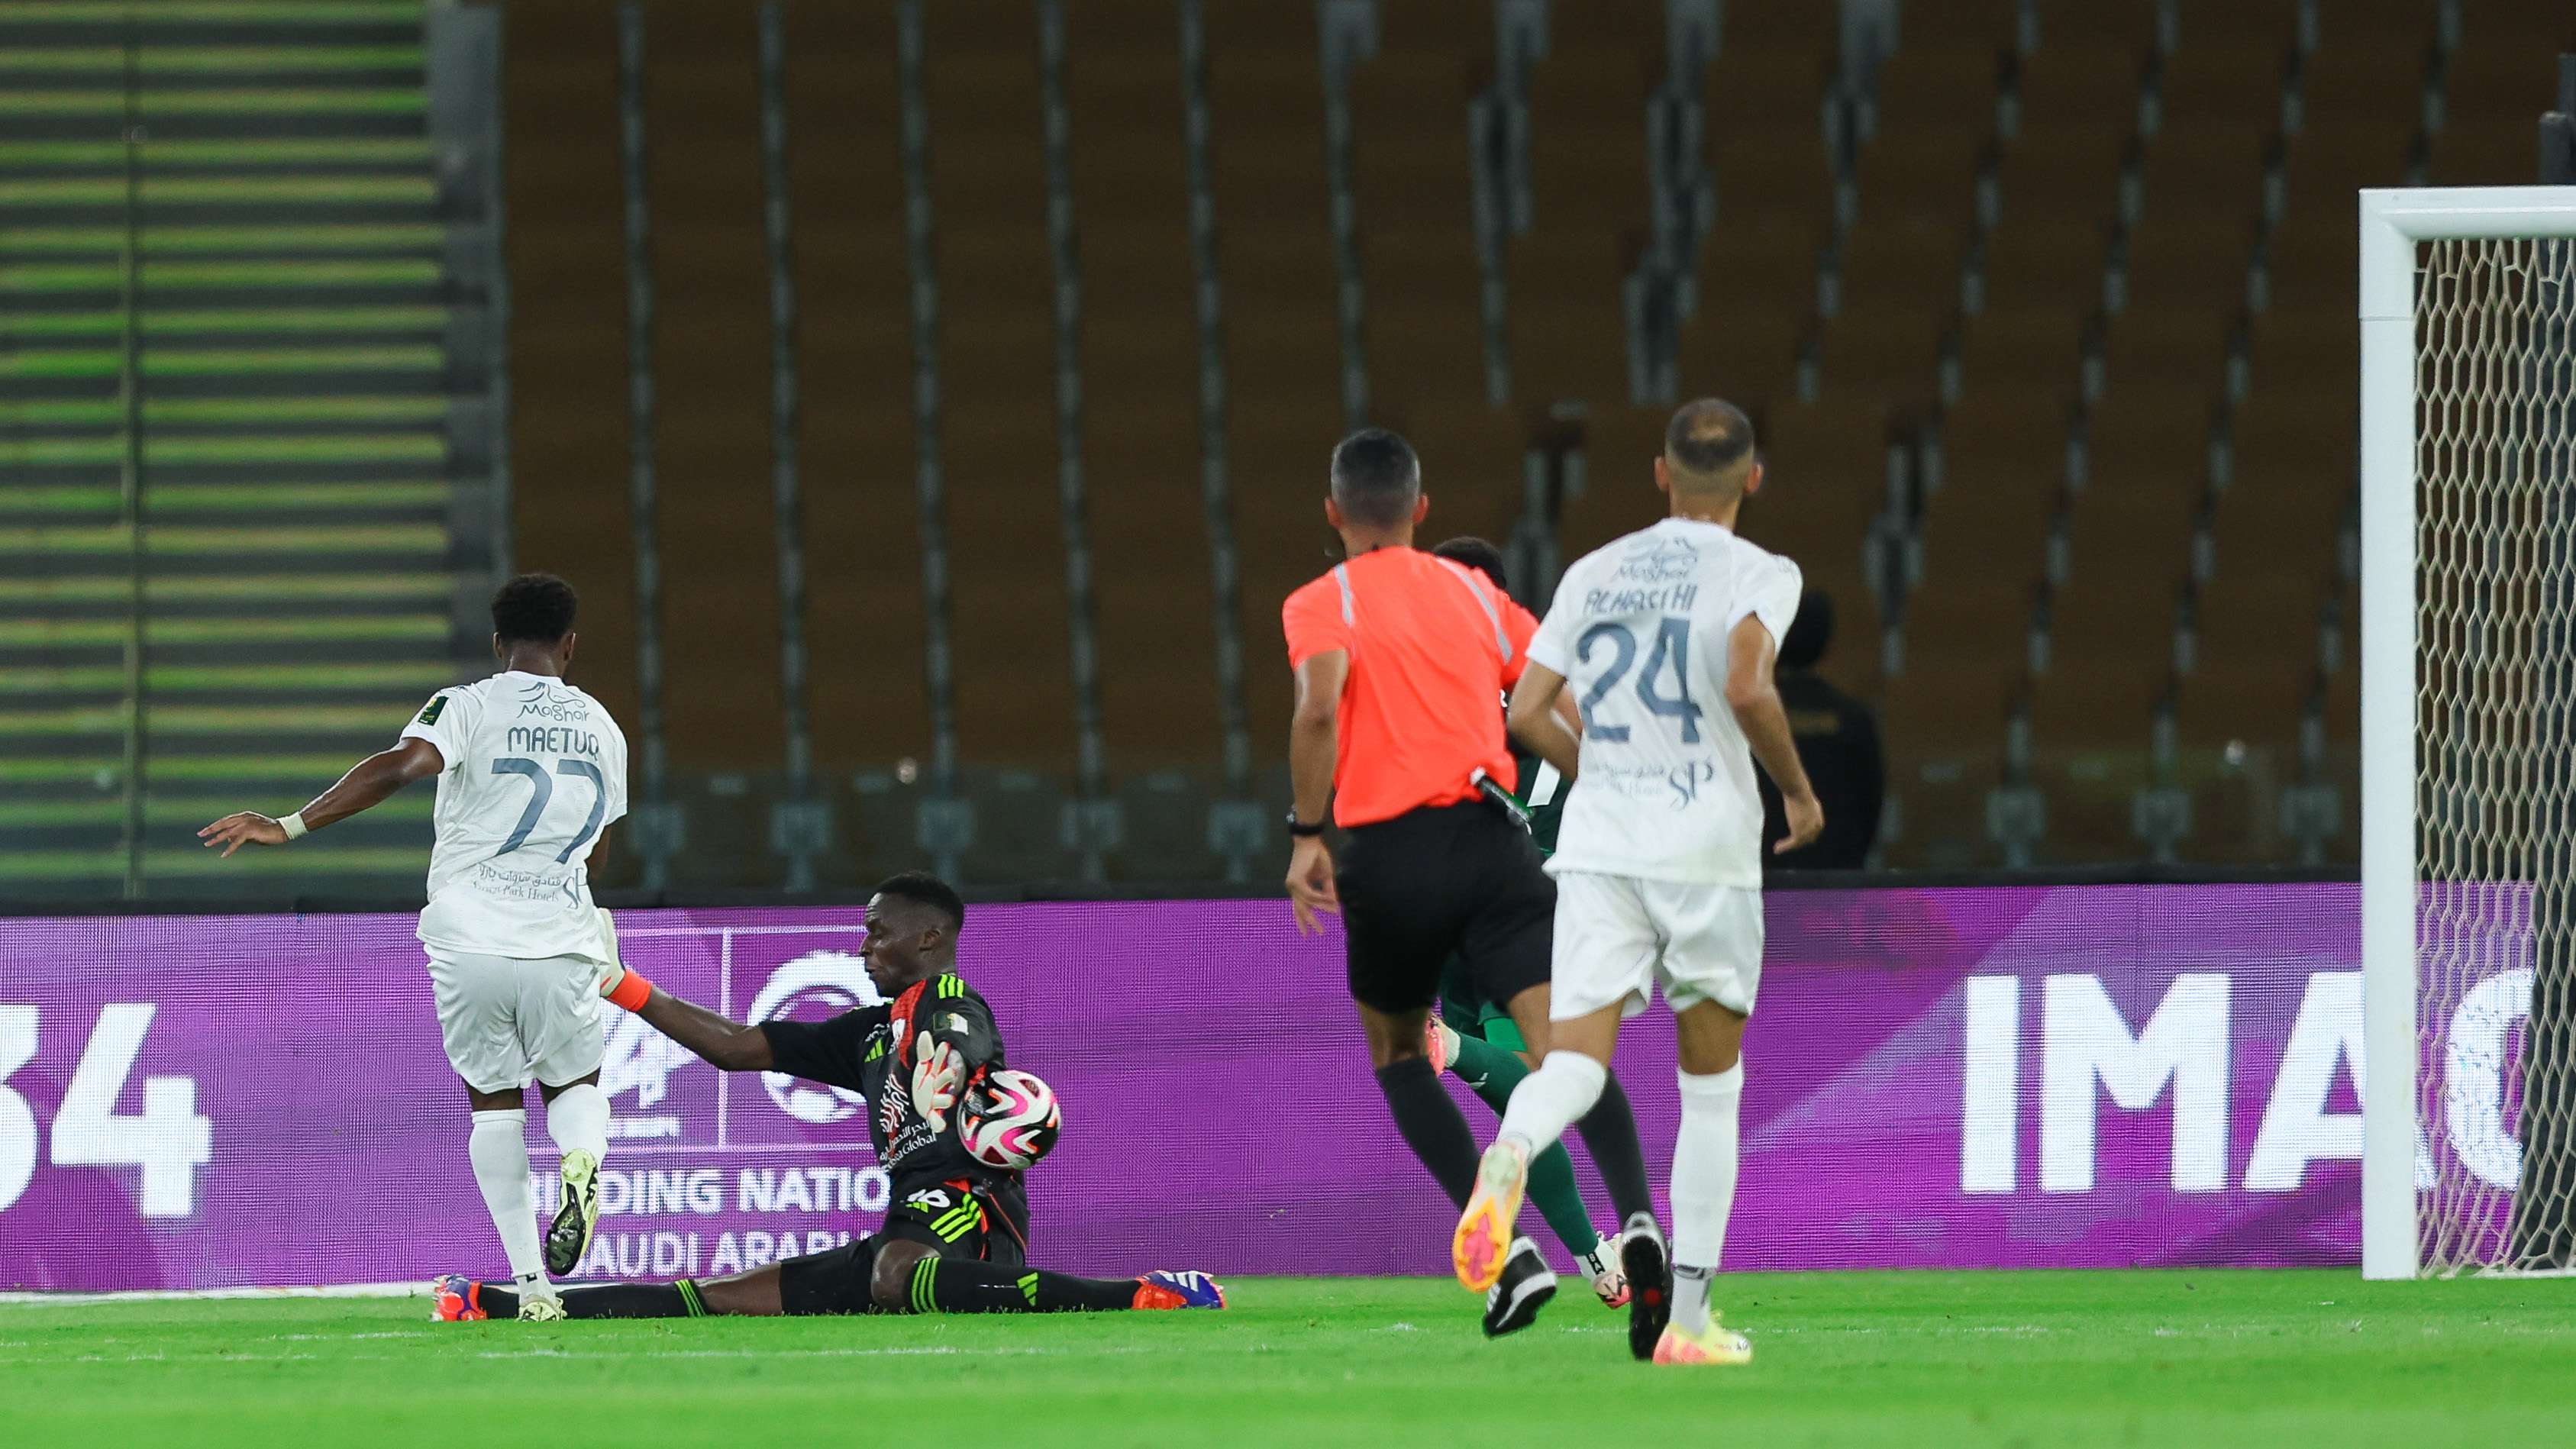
<box><xmin>1427</xmin><ymin>537</ymin><xmax>1654</xmax><ymax>1321</ymax></box>
<box><xmin>431</xmin><ymin>873</ymin><xmax>1225</xmax><ymax>1321</ymax></box>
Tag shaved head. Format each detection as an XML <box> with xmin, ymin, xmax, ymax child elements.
<box><xmin>1663</xmin><ymin>398</ymin><xmax>1757</xmax><ymax>499</ymax></box>
<box><xmin>1330</xmin><ymin>428</ymin><xmax>1421</xmax><ymax>529</ymax></box>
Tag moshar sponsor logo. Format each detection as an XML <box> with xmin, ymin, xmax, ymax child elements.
<box><xmin>515</xmin><ymin>680</ymin><xmax>592</xmax><ymax>721</ymax></box>
<box><xmin>1613</xmin><ymin>537</ymin><xmax>1698</xmax><ymax>585</ymax></box>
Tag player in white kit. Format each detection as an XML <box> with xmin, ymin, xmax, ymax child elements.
<box><xmin>200</xmin><ymin>574</ymin><xmax>630</xmax><ymax>1320</ymax></box>
<box><xmin>1448</xmin><ymin>400</ymin><xmax>1822</xmax><ymax>1365</ymax></box>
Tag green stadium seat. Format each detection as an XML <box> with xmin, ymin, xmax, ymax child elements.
<box><xmin>0</xmin><ymin>0</ymin><xmax>473</xmax><ymax>901</ymax></box>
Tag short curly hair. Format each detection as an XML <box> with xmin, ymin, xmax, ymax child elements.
<box><xmin>1431</xmin><ymin>535</ymin><xmax>1509</xmax><ymax>592</ymax></box>
<box><xmin>491</xmin><ymin>573</ymin><xmax>579</xmax><ymax>644</ymax></box>
<box><xmin>873</xmin><ymin>870</ymin><xmax>965</xmax><ymax>934</ymax></box>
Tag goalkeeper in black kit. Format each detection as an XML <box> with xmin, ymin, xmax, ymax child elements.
<box><xmin>431</xmin><ymin>872</ymin><xmax>1225</xmax><ymax>1321</ymax></box>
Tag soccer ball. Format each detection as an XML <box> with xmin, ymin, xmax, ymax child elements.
<box><xmin>958</xmin><ymin>1069</ymin><xmax>1061</xmax><ymax>1170</ymax></box>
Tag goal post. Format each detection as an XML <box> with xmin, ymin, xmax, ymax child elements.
<box><xmin>2359</xmin><ymin>186</ymin><xmax>2576</xmax><ymax>1280</ymax></box>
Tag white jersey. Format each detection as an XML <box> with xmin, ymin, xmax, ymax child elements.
<box><xmin>398</xmin><ymin>670</ymin><xmax>630</xmax><ymax>962</ymax></box>
<box><xmin>1528</xmin><ymin>516</ymin><xmax>1803</xmax><ymax>889</ymax></box>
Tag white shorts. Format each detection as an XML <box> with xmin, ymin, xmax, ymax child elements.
<box><xmin>1549</xmin><ymin>870</ymin><xmax>1764</xmax><ymax>1021</ymax></box>
<box><xmin>428</xmin><ymin>950</ymin><xmax>606</xmax><ymax>1094</ymax></box>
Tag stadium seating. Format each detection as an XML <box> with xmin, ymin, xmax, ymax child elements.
<box><xmin>778</xmin><ymin>2</ymin><xmax>934</xmax><ymax>786</ymax></box>
<box><xmin>1670</xmin><ymin>5</ymin><xmax>1835</xmax><ymax>407</ymax></box>
<box><xmin>1202</xmin><ymin>2</ymin><xmax>1341</xmax><ymax>774</ymax></box>
<box><xmin>1509</xmin><ymin>2</ymin><xmax>1658</xmax><ymax>412</ymax></box>
<box><xmin>1350</xmin><ymin>5</ymin><xmax>1522</xmax><ymax>551</ymax></box>
<box><xmin>1067</xmin><ymin>4</ymin><xmax>1228</xmax><ymax>781</ymax></box>
<box><xmin>492</xmin><ymin>0</ymin><xmax>2576</xmax><ymax>877</ymax></box>
<box><xmin>0</xmin><ymin>0</ymin><xmax>486</xmax><ymax>902</ymax></box>
<box><xmin>22</xmin><ymin>0</ymin><xmax>2562</xmax><ymax>895</ymax></box>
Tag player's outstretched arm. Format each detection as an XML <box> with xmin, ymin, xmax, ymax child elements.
<box><xmin>1507</xmin><ymin>660</ymin><xmax>1581</xmax><ymax>781</ymax></box>
<box><xmin>620</xmin><ymin>983</ymin><xmax>775</xmax><ymax>1073</ymax></box>
<box><xmin>196</xmin><ymin>737</ymin><xmax>444</xmax><ymax>857</ymax></box>
<box><xmin>1723</xmin><ymin>615</ymin><xmax>1823</xmax><ymax>852</ymax></box>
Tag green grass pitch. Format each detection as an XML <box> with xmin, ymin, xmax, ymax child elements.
<box><xmin>0</xmin><ymin>1270</ymin><xmax>2565</xmax><ymax>1447</ymax></box>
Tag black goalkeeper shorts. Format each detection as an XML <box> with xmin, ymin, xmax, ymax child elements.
<box><xmin>776</xmin><ymin>1176</ymin><xmax>1028</xmax><ymax>1316</ymax></box>
<box><xmin>1335</xmin><ymin>799</ymin><xmax>1554</xmax><ymax>1017</ymax></box>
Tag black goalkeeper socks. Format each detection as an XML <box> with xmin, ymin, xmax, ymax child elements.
<box><xmin>1576</xmin><ymin>1070</ymin><xmax>1654</xmax><ymax>1224</ymax></box>
<box><xmin>477</xmin><ymin>1280</ymin><xmax>708</xmax><ymax>1320</ymax></box>
<box><xmin>1375</xmin><ymin>1055</ymin><xmax>1482</xmax><ymax>1209</ymax></box>
<box><xmin>909</xmin><ymin>1256</ymin><xmax>1138</xmax><ymax>1313</ymax></box>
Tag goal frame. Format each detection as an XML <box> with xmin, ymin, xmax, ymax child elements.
<box><xmin>2358</xmin><ymin>185</ymin><xmax>2576</xmax><ymax>1280</ymax></box>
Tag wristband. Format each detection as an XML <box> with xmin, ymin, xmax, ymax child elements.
<box><xmin>279</xmin><ymin>812</ymin><xmax>309</xmax><ymax>841</ymax></box>
<box><xmin>1286</xmin><ymin>812</ymin><xmax>1327</xmax><ymax>838</ymax></box>
<box><xmin>605</xmin><ymin>967</ymin><xmax>654</xmax><ymax>1012</ymax></box>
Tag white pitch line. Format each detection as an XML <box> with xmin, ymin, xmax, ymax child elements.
<box><xmin>0</xmin><ymin>1282</ymin><xmax>419</xmax><ymax>1309</ymax></box>
<box><xmin>478</xmin><ymin>1344</ymin><xmax>1106</xmax><ymax>1360</ymax></box>
<box><xmin>271</xmin><ymin>1331</ymin><xmax>428</xmax><ymax>1343</ymax></box>
<box><xmin>0</xmin><ymin>1343</ymin><xmax>1153</xmax><ymax>1368</ymax></box>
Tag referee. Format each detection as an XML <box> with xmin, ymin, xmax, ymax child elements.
<box><xmin>1282</xmin><ymin>429</ymin><xmax>1653</xmax><ymax>1317</ymax></box>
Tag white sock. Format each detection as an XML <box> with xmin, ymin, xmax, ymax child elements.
<box><xmin>1496</xmin><ymin>1051</ymin><xmax>1609</xmax><ymax>1160</ymax></box>
<box><xmin>1669</xmin><ymin>1062</ymin><xmax>1744</xmax><ymax>1335</ymax></box>
<box><xmin>468</xmin><ymin>1109</ymin><xmax>549</xmax><ymax>1292</ymax></box>
<box><xmin>546</xmin><ymin>1082</ymin><xmax>610</xmax><ymax>1163</ymax></box>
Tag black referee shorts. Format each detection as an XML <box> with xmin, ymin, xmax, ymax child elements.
<box><xmin>1335</xmin><ymin>798</ymin><xmax>1553</xmax><ymax>1017</ymax></box>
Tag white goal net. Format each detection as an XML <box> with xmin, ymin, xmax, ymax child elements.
<box><xmin>2365</xmin><ymin>192</ymin><xmax>2576</xmax><ymax>1278</ymax></box>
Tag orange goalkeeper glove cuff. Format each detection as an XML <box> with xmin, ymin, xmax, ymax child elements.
<box><xmin>604</xmin><ymin>967</ymin><xmax>654</xmax><ymax>1012</ymax></box>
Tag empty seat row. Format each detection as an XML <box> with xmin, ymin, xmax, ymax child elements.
<box><xmin>498</xmin><ymin>0</ymin><xmax>2566</xmax><ymax>876</ymax></box>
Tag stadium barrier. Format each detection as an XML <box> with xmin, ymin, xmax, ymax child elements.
<box><xmin>0</xmin><ymin>885</ymin><xmax>2521</xmax><ymax>1292</ymax></box>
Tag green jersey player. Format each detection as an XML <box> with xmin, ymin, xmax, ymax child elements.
<box><xmin>1427</xmin><ymin>538</ymin><xmax>1644</xmax><ymax>1327</ymax></box>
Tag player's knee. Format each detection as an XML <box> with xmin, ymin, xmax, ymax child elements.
<box><xmin>1677</xmin><ymin>1040</ymin><xmax>1741</xmax><ymax>1076</ymax></box>
<box><xmin>1368</xmin><ymin>1034</ymin><xmax>1428</xmax><ymax>1071</ymax></box>
<box><xmin>870</xmin><ymin>1240</ymin><xmax>931</xmax><ymax>1312</ymax></box>
<box><xmin>1357</xmin><ymin>1005</ymin><xmax>1432</xmax><ymax>1069</ymax></box>
<box><xmin>1673</xmin><ymin>1000</ymin><xmax>1748</xmax><ymax>1076</ymax></box>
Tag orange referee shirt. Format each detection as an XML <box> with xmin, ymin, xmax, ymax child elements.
<box><xmin>1283</xmin><ymin>547</ymin><xmax>1540</xmax><ymax>828</ymax></box>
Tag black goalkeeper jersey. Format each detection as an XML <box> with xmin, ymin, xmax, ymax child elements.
<box><xmin>759</xmin><ymin>972</ymin><xmax>1012</xmax><ymax>1192</ymax></box>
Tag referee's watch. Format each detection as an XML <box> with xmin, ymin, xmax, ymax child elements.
<box><xmin>1286</xmin><ymin>812</ymin><xmax>1328</xmax><ymax>838</ymax></box>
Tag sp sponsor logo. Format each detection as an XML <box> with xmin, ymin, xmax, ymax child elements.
<box><xmin>1667</xmin><ymin>759</ymin><xmax>1719</xmax><ymax>808</ymax></box>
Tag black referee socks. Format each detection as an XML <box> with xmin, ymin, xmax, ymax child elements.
<box><xmin>1576</xmin><ymin>1070</ymin><xmax>1655</xmax><ymax>1225</ymax></box>
<box><xmin>1375</xmin><ymin>1055</ymin><xmax>1483</xmax><ymax>1210</ymax></box>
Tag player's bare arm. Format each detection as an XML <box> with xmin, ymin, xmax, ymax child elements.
<box><xmin>1285</xmin><ymin>647</ymin><xmax>1347</xmax><ymax>934</ymax></box>
<box><xmin>1506</xmin><ymin>660</ymin><xmax>1581</xmax><ymax>781</ymax></box>
<box><xmin>1722</xmin><ymin>615</ymin><xmax>1822</xmax><ymax>853</ymax></box>
<box><xmin>628</xmin><ymin>984</ymin><xmax>776</xmax><ymax>1072</ymax></box>
<box><xmin>196</xmin><ymin>736</ymin><xmax>446</xmax><ymax>857</ymax></box>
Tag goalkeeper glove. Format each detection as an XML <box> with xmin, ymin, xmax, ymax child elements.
<box><xmin>912</xmin><ymin>1035</ymin><xmax>964</xmax><ymax>1133</ymax></box>
<box><xmin>594</xmin><ymin>908</ymin><xmax>654</xmax><ymax>1011</ymax></box>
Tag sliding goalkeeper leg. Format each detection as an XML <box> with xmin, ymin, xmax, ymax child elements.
<box><xmin>434</xmin><ymin>1255</ymin><xmax>1220</xmax><ymax>1322</ymax></box>
<box><xmin>435</xmin><ymin>1181</ymin><xmax>1224</xmax><ymax>1322</ymax></box>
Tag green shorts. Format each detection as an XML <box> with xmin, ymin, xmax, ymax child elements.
<box><xmin>1438</xmin><ymin>957</ymin><xmax>1528</xmax><ymax>1054</ymax></box>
